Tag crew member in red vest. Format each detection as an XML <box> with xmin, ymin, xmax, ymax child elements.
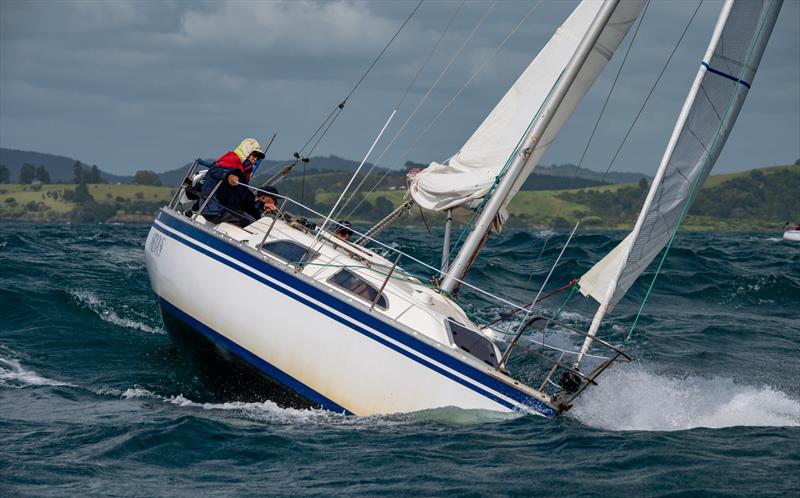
<box><xmin>200</xmin><ymin>138</ymin><xmax>265</xmax><ymax>226</ymax></box>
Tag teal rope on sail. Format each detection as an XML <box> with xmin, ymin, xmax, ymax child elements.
<box><xmin>444</xmin><ymin>71</ymin><xmax>565</xmax><ymax>264</ymax></box>
<box><xmin>553</xmin><ymin>283</ymin><xmax>578</xmax><ymax>321</ymax></box>
<box><xmin>625</xmin><ymin>0</ymin><xmax>775</xmax><ymax>343</ymax></box>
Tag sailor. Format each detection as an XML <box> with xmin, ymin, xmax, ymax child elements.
<box><xmin>334</xmin><ymin>220</ymin><xmax>354</xmax><ymax>242</ymax></box>
<box><xmin>200</xmin><ymin>138</ymin><xmax>265</xmax><ymax>227</ymax></box>
<box><xmin>256</xmin><ymin>185</ymin><xmax>280</xmax><ymax>216</ymax></box>
<box><xmin>215</xmin><ymin>138</ymin><xmax>264</xmax><ymax>184</ymax></box>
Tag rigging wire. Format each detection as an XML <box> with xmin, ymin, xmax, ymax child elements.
<box><xmin>333</xmin><ymin>0</ymin><xmax>468</xmax><ymax>217</ymax></box>
<box><xmin>266</xmin><ymin>0</ymin><xmax>423</xmax><ymax>202</ymax></box>
<box><xmin>395</xmin><ymin>0</ymin><xmax>545</xmax><ymax>176</ymax></box>
<box><xmin>524</xmin><ymin>0</ymin><xmax>653</xmax><ymax>282</ymax></box>
<box><xmin>340</xmin><ymin>0</ymin><xmax>500</xmax><ymax>219</ymax></box>
<box><xmin>599</xmin><ymin>0</ymin><xmax>704</xmax><ymax>185</ymax></box>
<box><xmin>343</xmin><ymin>0</ymin><xmax>545</xmax><ymax>219</ymax></box>
<box><xmin>291</xmin><ymin>0</ymin><xmax>425</xmax><ymax>161</ymax></box>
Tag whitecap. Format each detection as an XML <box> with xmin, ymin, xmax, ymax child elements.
<box><xmin>569</xmin><ymin>363</ymin><xmax>800</xmax><ymax>431</ymax></box>
<box><xmin>0</xmin><ymin>356</ymin><xmax>73</xmax><ymax>388</ymax></box>
<box><xmin>70</xmin><ymin>289</ymin><xmax>164</xmax><ymax>334</ymax></box>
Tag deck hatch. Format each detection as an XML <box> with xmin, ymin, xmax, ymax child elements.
<box><xmin>261</xmin><ymin>240</ymin><xmax>318</xmax><ymax>263</ymax></box>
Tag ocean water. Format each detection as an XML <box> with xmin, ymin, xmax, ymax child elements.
<box><xmin>1</xmin><ymin>222</ymin><xmax>798</xmax><ymax>496</ymax></box>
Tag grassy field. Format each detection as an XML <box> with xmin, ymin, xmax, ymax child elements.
<box><xmin>0</xmin><ymin>183</ymin><xmax>174</xmax><ymax>220</ymax></box>
<box><xmin>1</xmin><ymin>163</ymin><xmax>795</xmax><ymax>227</ymax></box>
<box><xmin>86</xmin><ymin>184</ymin><xmax>174</xmax><ymax>204</ymax></box>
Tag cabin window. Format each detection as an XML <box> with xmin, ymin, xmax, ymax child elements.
<box><xmin>328</xmin><ymin>269</ymin><xmax>388</xmax><ymax>310</ymax></box>
<box><xmin>261</xmin><ymin>240</ymin><xmax>317</xmax><ymax>263</ymax></box>
<box><xmin>446</xmin><ymin>318</ymin><xmax>499</xmax><ymax>367</ymax></box>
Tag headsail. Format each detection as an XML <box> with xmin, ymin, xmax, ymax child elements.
<box><xmin>409</xmin><ymin>0</ymin><xmax>645</xmax><ymax>217</ymax></box>
<box><xmin>579</xmin><ymin>0</ymin><xmax>783</xmax><ymax>311</ymax></box>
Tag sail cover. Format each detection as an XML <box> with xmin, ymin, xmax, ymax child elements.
<box><xmin>579</xmin><ymin>0</ymin><xmax>783</xmax><ymax>310</ymax></box>
<box><xmin>409</xmin><ymin>0</ymin><xmax>645</xmax><ymax>214</ymax></box>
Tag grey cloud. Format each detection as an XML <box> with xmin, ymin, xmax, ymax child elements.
<box><xmin>0</xmin><ymin>0</ymin><xmax>797</xmax><ymax>175</ymax></box>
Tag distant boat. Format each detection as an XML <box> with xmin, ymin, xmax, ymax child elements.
<box><xmin>784</xmin><ymin>230</ymin><xmax>800</xmax><ymax>241</ymax></box>
<box><xmin>145</xmin><ymin>0</ymin><xmax>783</xmax><ymax>417</ymax></box>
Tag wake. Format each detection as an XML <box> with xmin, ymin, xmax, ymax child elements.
<box><xmin>569</xmin><ymin>363</ymin><xmax>800</xmax><ymax>431</ymax></box>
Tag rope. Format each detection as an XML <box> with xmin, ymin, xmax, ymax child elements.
<box><xmin>336</xmin><ymin>0</ymin><xmax>466</xmax><ymax>218</ymax></box>
<box><xmin>486</xmin><ymin>279</ymin><xmax>578</xmax><ymax>327</ymax></box>
<box><xmin>532</xmin><ymin>0</ymin><xmax>652</xmax><ymax>267</ymax></box>
<box><xmin>444</xmin><ymin>72</ymin><xmax>563</xmax><ymax>266</ymax></box>
<box><xmin>625</xmin><ymin>0</ymin><xmax>775</xmax><ymax>343</ymax></box>
<box><xmin>341</xmin><ymin>0</ymin><xmax>498</xmax><ymax>219</ymax></box>
<box><xmin>292</xmin><ymin>0</ymin><xmax>424</xmax><ymax>159</ymax></box>
<box><xmin>343</xmin><ymin>0</ymin><xmax>544</xmax><ymax>218</ymax></box>
<box><xmin>599</xmin><ymin>0</ymin><xmax>703</xmax><ymax>184</ymax></box>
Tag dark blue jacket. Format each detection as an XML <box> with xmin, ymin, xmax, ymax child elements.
<box><xmin>200</xmin><ymin>164</ymin><xmax>259</xmax><ymax>220</ymax></box>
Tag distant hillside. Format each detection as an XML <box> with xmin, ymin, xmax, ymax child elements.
<box><xmin>0</xmin><ymin>148</ymin><xmax>391</xmax><ymax>186</ymax></box>
<box><xmin>160</xmin><ymin>155</ymin><xmax>389</xmax><ymax>187</ymax></box>
<box><xmin>536</xmin><ymin>163</ymin><xmax>649</xmax><ymax>184</ymax></box>
<box><xmin>0</xmin><ymin>148</ymin><xmax>129</xmax><ymax>183</ymax></box>
<box><xmin>550</xmin><ymin>164</ymin><xmax>799</xmax><ymax>229</ymax></box>
<box><xmin>0</xmin><ymin>163</ymin><xmax>795</xmax><ymax>229</ymax></box>
<box><xmin>2</xmin><ymin>147</ymin><xmax>648</xmax><ymax>189</ymax></box>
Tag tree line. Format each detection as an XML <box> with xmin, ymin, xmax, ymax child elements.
<box><xmin>0</xmin><ymin>161</ymin><xmax>162</xmax><ymax>186</ymax></box>
<box><xmin>557</xmin><ymin>168</ymin><xmax>799</xmax><ymax>224</ymax></box>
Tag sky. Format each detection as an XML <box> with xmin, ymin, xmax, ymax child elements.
<box><xmin>0</xmin><ymin>0</ymin><xmax>798</xmax><ymax>177</ymax></box>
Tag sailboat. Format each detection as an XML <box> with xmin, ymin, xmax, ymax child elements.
<box><xmin>784</xmin><ymin>228</ymin><xmax>800</xmax><ymax>241</ymax></box>
<box><xmin>144</xmin><ymin>0</ymin><xmax>783</xmax><ymax>417</ymax></box>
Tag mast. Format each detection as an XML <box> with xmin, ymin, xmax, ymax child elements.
<box><xmin>440</xmin><ymin>0</ymin><xmax>621</xmax><ymax>294</ymax></box>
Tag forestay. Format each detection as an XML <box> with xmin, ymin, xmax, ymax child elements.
<box><xmin>409</xmin><ymin>0</ymin><xmax>645</xmax><ymax>215</ymax></box>
<box><xmin>579</xmin><ymin>0</ymin><xmax>783</xmax><ymax>310</ymax></box>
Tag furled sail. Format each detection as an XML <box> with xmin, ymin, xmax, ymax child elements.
<box><xmin>579</xmin><ymin>0</ymin><xmax>783</xmax><ymax>310</ymax></box>
<box><xmin>409</xmin><ymin>0</ymin><xmax>645</xmax><ymax>214</ymax></box>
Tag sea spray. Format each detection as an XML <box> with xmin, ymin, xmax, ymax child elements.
<box><xmin>570</xmin><ymin>363</ymin><xmax>800</xmax><ymax>431</ymax></box>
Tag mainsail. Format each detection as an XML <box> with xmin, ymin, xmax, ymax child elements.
<box><xmin>579</xmin><ymin>0</ymin><xmax>783</xmax><ymax>312</ymax></box>
<box><xmin>409</xmin><ymin>0</ymin><xmax>645</xmax><ymax>216</ymax></box>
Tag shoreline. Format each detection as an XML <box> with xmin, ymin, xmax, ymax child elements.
<box><xmin>0</xmin><ymin>215</ymin><xmax>786</xmax><ymax>232</ymax></box>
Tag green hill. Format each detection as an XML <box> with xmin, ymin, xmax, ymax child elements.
<box><xmin>508</xmin><ymin>164</ymin><xmax>799</xmax><ymax>229</ymax></box>
<box><xmin>0</xmin><ymin>163</ymin><xmax>796</xmax><ymax>229</ymax></box>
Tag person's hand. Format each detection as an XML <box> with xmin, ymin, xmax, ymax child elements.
<box><xmin>227</xmin><ymin>174</ymin><xmax>239</xmax><ymax>187</ymax></box>
<box><xmin>262</xmin><ymin>199</ymin><xmax>277</xmax><ymax>214</ymax></box>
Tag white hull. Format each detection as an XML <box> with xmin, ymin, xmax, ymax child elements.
<box><xmin>783</xmin><ymin>230</ymin><xmax>800</xmax><ymax>241</ymax></box>
<box><xmin>145</xmin><ymin>210</ymin><xmax>558</xmax><ymax>417</ymax></box>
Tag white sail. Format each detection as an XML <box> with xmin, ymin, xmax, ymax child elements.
<box><xmin>409</xmin><ymin>0</ymin><xmax>645</xmax><ymax>215</ymax></box>
<box><xmin>579</xmin><ymin>0</ymin><xmax>783</xmax><ymax>311</ymax></box>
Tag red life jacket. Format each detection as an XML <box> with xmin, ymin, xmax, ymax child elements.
<box><xmin>215</xmin><ymin>151</ymin><xmax>253</xmax><ymax>181</ymax></box>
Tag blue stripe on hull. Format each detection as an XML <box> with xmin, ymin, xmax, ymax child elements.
<box><xmin>151</xmin><ymin>210</ymin><xmax>557</xmax><ymax>418</ymax></box>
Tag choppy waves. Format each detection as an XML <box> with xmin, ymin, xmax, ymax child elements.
<box><xmin>1</xmin><ymin>223</ymin><xmax>799</xmax><ymax>495</ymax></box>
<box><xmin>69</xmin><ymin>289</ymin><xmax>164</xmax><ymax>334</ymax></box>
<box><xmin>0</xmin><ymin>348</ymin><xmax>72</xmax><ymax>389</ymax></box>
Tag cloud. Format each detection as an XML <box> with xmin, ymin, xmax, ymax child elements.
<box><xmin>0</xmin><ymin>0</ymin><xmax>797</xmax><ymax>175</ymax></box>
<box><xmin>177</xmin><ymin>1</ymin><xmax>402</xmax><ymax>57</ymax></box>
